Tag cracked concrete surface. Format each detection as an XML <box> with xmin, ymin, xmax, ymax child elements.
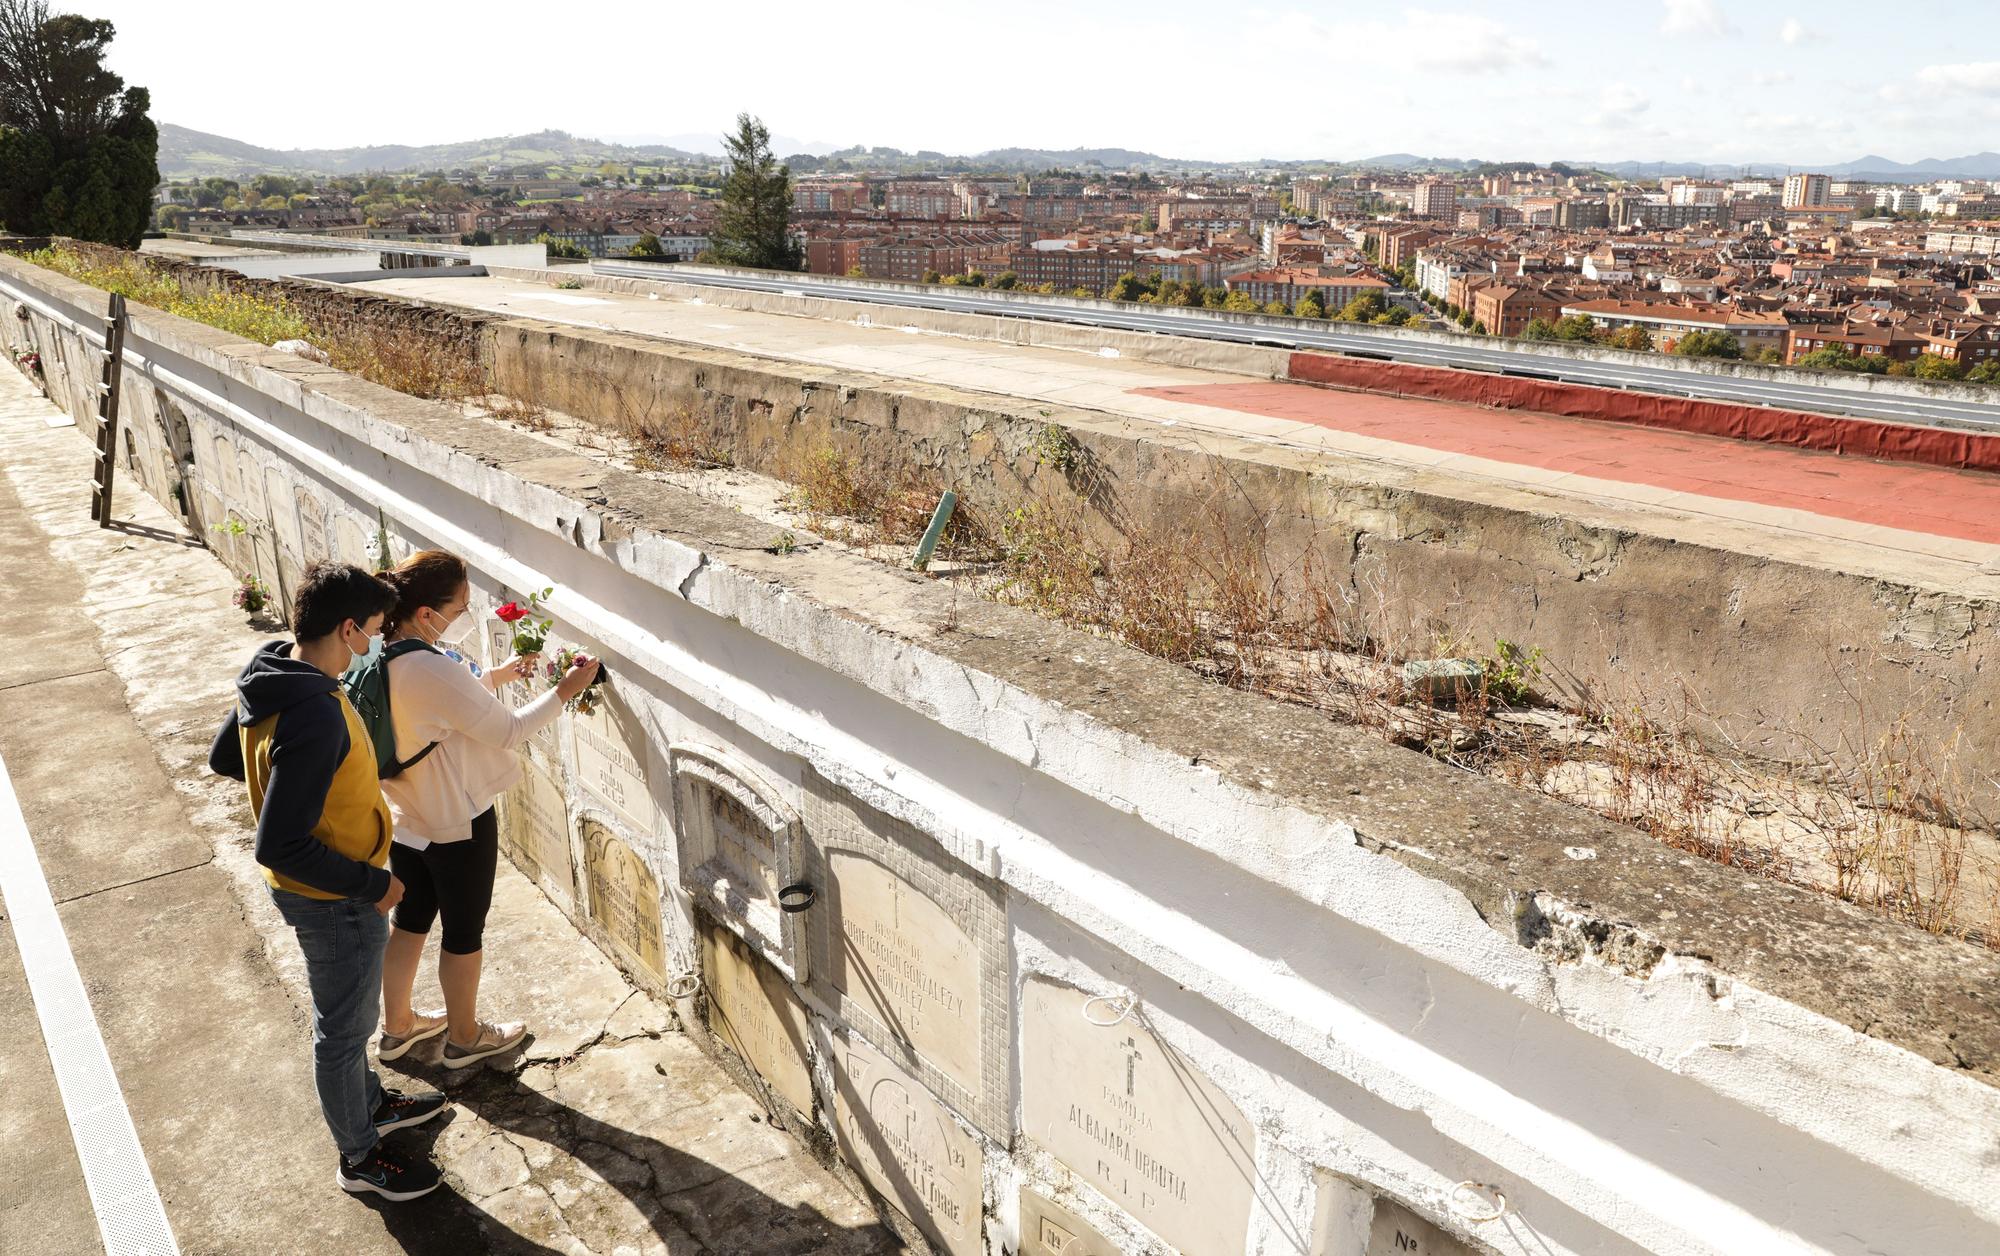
<box><xmin>0</xmin><ymin>365</ymin><xmax>902</xmax><ymax>1253</ymax></box>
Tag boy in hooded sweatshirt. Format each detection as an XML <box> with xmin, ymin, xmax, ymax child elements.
<box><xmin>209</xmin><ymin>561</ymin><xmax>449</xmax><ymax>1200</ymax></box>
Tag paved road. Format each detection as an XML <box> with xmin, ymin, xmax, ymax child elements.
<box><xmin>591</xmin><ymin>261</ymin><xmax>2000</xmax><ymax>434</ymax></box>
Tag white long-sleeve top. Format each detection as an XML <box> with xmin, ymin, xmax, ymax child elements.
<box><xmin>380</xmin><ymin>647</ymin><xmax>564</xmax><ymax>849</ymax></box>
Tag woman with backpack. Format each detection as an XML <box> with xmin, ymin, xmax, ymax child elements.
<box><xmin>367</xmin><ymin>549</ymin><xmax>600</xmax><ymax>1068</ymax></box>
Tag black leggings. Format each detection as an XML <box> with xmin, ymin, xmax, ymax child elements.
<box><xmin>389</xmin><ymin>808</ymin><xmax>497</xmax><ymax>955</ymax></box>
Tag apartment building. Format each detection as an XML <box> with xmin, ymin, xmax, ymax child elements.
<box><xmin>1783</xmin><ymin>173</ymin><xmax>1832</xmax><ymax>209</ymax></box>
<box><xmin>1412</xmin><ymin>179</ymin><xmax>1458</xmax><ymax>222</ymax></box>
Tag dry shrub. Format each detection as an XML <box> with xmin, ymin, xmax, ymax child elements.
<box><xmin>319</xmin><ymin>325</ymin><xmax>485</xmax><ymax>402</ymax></box>
<box><xmin>485</xmin><ymin>394</ymin><xmax>552</xmax><ymax>431</ymax></box>
<box><xmin>786</xmin><ymin>447</ymin><xmax>868</xmax><ymax>518</ymax></box>
<box><xmin>633</xmin><ymin>404</ymin><xmax>732</xmax><ymax>472</ymax></box>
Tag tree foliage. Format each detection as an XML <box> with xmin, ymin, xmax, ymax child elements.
<box><xmin>629</xmin><ymin>231</ymin><xmax>665</xmax><ymax>258</ymax></box>
<box><xmin>1606</xmin><ymin>324</ymin><xmax>1653</xmax><ymax>352</ymax></box>
<box><xmin>1670</xmin><ymin>329</ymin><xmax>1742</xmax><ymax>359</ymax></box>
<box><xmin>535</xmin><ymin>232</ymin><xmax>589</xmax><ymax>259</ymax></box>
<box><xmin>1913</xmin><ymin>352</ymin><xmax>1965</xmax><ymax>381</ymax></box>
<box><xmin>0</xmin><ymin>1</ymin><xmax>157</xmax><ymax>247</ymax></box>
<box><xmin>709</xmin><ymin>113</ymin><xmax>802</xmax><ymax>271</ymax></box>
<box><xmin>1336</xmin><ymin>292</ymin><xmax>1386</xmax><ymax>322</ymax></box>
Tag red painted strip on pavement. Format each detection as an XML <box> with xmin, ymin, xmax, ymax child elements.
<box><xmin>1133</xmin><ymin>379</ymin><xmax>2000</xmax><ymax>546</ymax></box>
<box><xmin>1285</xmin><ymin>352</ymin><xmax>2000</xmax><ymax>474</ymax></box>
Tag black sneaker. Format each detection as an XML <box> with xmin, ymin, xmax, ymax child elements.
<box><xmin>373</xmin><ymin>1087</ymin><xmax>448</xmax><ymax>1135</ymax></box>
<box><xmin>338</xmin><ymin>1144</ymin><xmax>442</xmax><ymax>1201</ymax></box>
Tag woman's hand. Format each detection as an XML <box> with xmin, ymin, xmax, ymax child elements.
<box><xmin>554</xmin><ymin>652</ymin><xmax>602</xmax><ymax>701</ymax></box>
<box><xmin>488</xmin><ymin>652</ymin><xmax>540</xmax><ymax>686</ymax></box>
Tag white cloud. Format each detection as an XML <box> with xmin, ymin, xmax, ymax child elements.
<box><xmin>1589</xmin><ymin>84</ymin><xmax>1653</xmax><ymax>127</ymax></box>
<box><xmin>1778</xmin><ymin>17</ymin><xmax>1815</xmax><ymax>45</ymax></box>
<box><xmin>1915</xmin><ymin>61</ymin><xmax>2000</xmax><ymax>95</ymax></box>
<box><xmin>1753</xmin><ymin>70</ymin><xmax>1793</xmax><ymax>87</ymax></box>
<box><xmin>1247</xmin><ymin>9</ymin><xmax>1544</xmax><ymax>74</ymax></box>
<box><xmin>1660</xmin><ymin>0</ymin><xmax>1732</xmax><ymax>36</ymax></box>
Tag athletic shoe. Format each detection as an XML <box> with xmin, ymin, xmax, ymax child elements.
<box><xmin>373</xmin><ymin>1087</ymin><xmax>448</xmax><ymax>1135</ymax></box>
<box><xmin>440</xmin><ymin>1020</ymin><xmax>528</xmax><ymax>1069</ymax></box>
<box><xmin>377</xmin><ymin>1011</ymin><xmax>449</xmax><ymax>1062</ymax></box>
<box><xmin>337</xmin><ymin>1145</ymin><xmax>442</xmax><ymax>1201</ymax></box>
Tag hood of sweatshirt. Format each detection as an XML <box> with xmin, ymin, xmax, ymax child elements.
<box><xmin>235</xmin><ymin>639</ymin><xmax>339</xmax><ymax>725</ymax></box>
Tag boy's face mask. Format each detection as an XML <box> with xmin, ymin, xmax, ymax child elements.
<box><xmin>347</xmin><ymin>619</ymin><xmax>384</xmax><ymax>667</ymax></box>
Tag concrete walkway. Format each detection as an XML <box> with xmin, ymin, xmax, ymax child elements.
<box><xmin>0</xmin><ymin>364</ymin><xmax>902</xmax><ymax>1254</ymax></box>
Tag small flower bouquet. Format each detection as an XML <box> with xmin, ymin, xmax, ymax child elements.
<box><xmin>495</xmin><ymin>585</ymin><xmax>554</xmax><ymax>654</ymax></box>
<box><xmin>233</xmin><ymin>574</ymin><xmax>270</xmax><ymax>614</ymax></box>
<box><xmin>13</xmin><ymin>348</ymin><xmax>41</xmax><ymax>376</ymax></box>
<box><xmin>545</xmin><ymin>646</ymin><xmax>608</xmax><ymax>714</ymax></box>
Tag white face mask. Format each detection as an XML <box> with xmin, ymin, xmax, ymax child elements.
<box><xmin>428</xmin><ymin>607</ymin><xmax>477</xmax><ymax>648</ymax></box>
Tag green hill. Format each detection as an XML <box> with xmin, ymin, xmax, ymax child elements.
<box><xmin>157</xmin><ymin>124</ymin><xmax>706</xmax><ymax>179</ymax></box>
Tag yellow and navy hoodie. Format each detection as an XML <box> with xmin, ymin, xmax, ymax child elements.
<box><xmin>208</xmin><ymin>641</ymin><xmax>393</xmax><ymax>901</ymax></box>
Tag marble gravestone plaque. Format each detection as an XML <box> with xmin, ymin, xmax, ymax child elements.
<box><xmin>572</xmin><ymin>697</ymin><xmax>657</xmax><ymax>835</ymax></box>
<box><xmin>480</xmin><ymin>616</ymin><xmax>558</xmax><ymax>763</ymax></box>
<box><xmin>804</xmin><ymin>769</ymin><xmax>1008</xmax><ymax>1137</ymax></box>
<box><xmin>826</xmin><ymin>850</ymin><xmax>980</xmax><ymax>1096</ymax></box>
<box><xmin>264</xmin><ymin>467</ymin><xmax>302</xmax><ymax>560</ymax></box>
<box><xmin>831</xmin><ymin>1032</ymin><xmax>982</xmax><ymax>1256</ymax></box>
<box><xmin>1366</xmin><ymin>1199</ymin><xmax>1476</xmax><ymax>1256</ymax></box>
<box><xmin>295</xmin><ymin>486</ymin><xmax>327</xmax><ymax>559</ymax></box>
<box><xmin>700</xmin><ymin>918</ymin><xmax>814</xmax><ymax>1113</ymax></box>
<box><xmin>582</xmin><ymin>820</ymin><xmax>666</xmax><ymax>986</ymax></box>
<box><xmin>1021</xmin><ymin>978</ymin><xmax>1258</xmax><ymax>1256</ymax></box>
<box><xmin>331</xmin><ymin>515</ymin><xmax>372</xmax><ymax>569</ymax></box>
<box><xmin>500</xmin><ymin>759</ymin><xmax>575</xmax><ymax>907</ymax></box>
<box><xmin>1020</xmin><ymin>1191</ymin><xmax>1116</xmax><ymax>1256</ymax></box>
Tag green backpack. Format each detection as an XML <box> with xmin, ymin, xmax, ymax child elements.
<box><xmin>342</xmin><ymin>638</ymin><xmax>441</xmax><ymax>779</ymax></box>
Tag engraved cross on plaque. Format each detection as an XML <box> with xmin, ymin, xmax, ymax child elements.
<box><xmin>1119</xmin><ymin>1034</ymin><xmax>1144</xmax><ymax>1098</ymax></box>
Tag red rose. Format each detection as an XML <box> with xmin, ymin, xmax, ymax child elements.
<box><xmin>495</xmin><ymin>601</ymin><xmax>528</xmax><ymax>623</ymax></box>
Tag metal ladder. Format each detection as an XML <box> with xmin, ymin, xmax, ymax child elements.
<box><xmin>87</xmin><ymin>293</ymin><xmax>127</xmax><ymax>527</ymax></box>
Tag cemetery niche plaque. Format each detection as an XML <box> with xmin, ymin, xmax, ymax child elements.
<box><xmin>295</xmin><ymin>486</ymin><xmax>327</xmax><ymax>559</ymax></box>
<box><xmin>671</xmin><ymin>743</ymin><xmax>807</xmax><ymax>980</ymax></box>
<box><xmin>1020</xmin><ymin>1191</ymin><xmax>1116</xmax><ymax>1256</ymax></box>
<box><xmin>1021</xmin><ymin>978</ymin><xmax>1258</xmax><ymax>1256</ymax></box>
<box><xmin>581</xmin><ymin>818</ymin><xmax>666</xmax><ymax>987</ymax></box>
<box><xmin>699</xmin><ymin>918</ymin><xmax>814</xmax><ymax>1114</ymax></box>
<box><xmin>331</xmin><ymin>515</ymin><xmax>372</xmax><ymax>569</ymax></box>
<box><xmin>826</xmin><ymin>851</ymin><xmax>979</xmax><ymax>1094</ymax></box>
<box><xmin>803</xmin><ymin>769</ymin><xmax>1008</xmax><ymax>1137</ymax></box>
<box><xmin>499</xmin><ymin>758</ymin><xmax>575</xmax><ymax>908</ymax></box>
<box><xmin>1365</xmin><ymin>1198</ymin><xmax>1476</xmax><ymax>1256</ymax></box>
<box><xmin>572</xmin><ymin>692</ymin><xmax>657</xmax><ymax>834</ymax></box>
<box><xmin>831</xmin><ymin>1032</ymin><xmax>982</xmax><ymax>1256</ymax></box>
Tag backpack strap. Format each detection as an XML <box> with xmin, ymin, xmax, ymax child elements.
<box><xmin>381</xmin><ymin>639</ymin><xmax>442</xmax><ymax>774</ymax></box>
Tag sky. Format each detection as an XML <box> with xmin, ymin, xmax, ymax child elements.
<box><xmin>79</xmin><ymin>0</ymin><xmax>2000</xmax><ymax>166</ymax></box>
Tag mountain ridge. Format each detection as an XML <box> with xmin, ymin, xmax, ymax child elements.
<box><xmin>155</xmin><ymin>124</ymin><xmax>2000</xmax><ymax>184</ymax></box>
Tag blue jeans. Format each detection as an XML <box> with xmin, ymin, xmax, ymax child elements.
<box><xmin>270</xmin><ymin>889</ymin><xmax>388</xmax><ymax>1163</ymax></box>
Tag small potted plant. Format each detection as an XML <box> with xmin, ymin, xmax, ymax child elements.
<box><xmin>494</xmin><ymin>586</ymin><xmax>554</xmax><ymax>654</ymax></box>
<box><xmin>233</xmin><ymin>574</ymin><xmax>270</xmax><ymax>615</ymax></box>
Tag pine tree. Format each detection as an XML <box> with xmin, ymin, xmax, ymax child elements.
<box><xmin>708</xmin><ymin>113</ymin><xmax>802</xmax><ymax>271</ymax></box>
<box><xmin>0</xmin><ymin>3</ymin><xmax>156</xmax><ymax>247</ymax></box>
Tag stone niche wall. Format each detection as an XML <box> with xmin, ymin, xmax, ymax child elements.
<box><xmin>9</xmin><ymin>251</ymin><xmax>1999</xmax><ymax>1256</ymax></box>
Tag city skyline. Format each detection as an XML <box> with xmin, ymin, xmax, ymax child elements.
<box><xmin>81</xmin><ymin>0</ymin><xmax>2000</xmax><ymax>166</ymax></box>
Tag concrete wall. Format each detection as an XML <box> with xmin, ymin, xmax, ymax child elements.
<box><xmin>7</xmin><ymin>252</ymin><xmax>2000</xmax><ymax>1256</ymax></box>
<box><xmin>474</xmin><ymin>312</ymin><xmax>2000</xmax><ymax>809</ymax></box>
